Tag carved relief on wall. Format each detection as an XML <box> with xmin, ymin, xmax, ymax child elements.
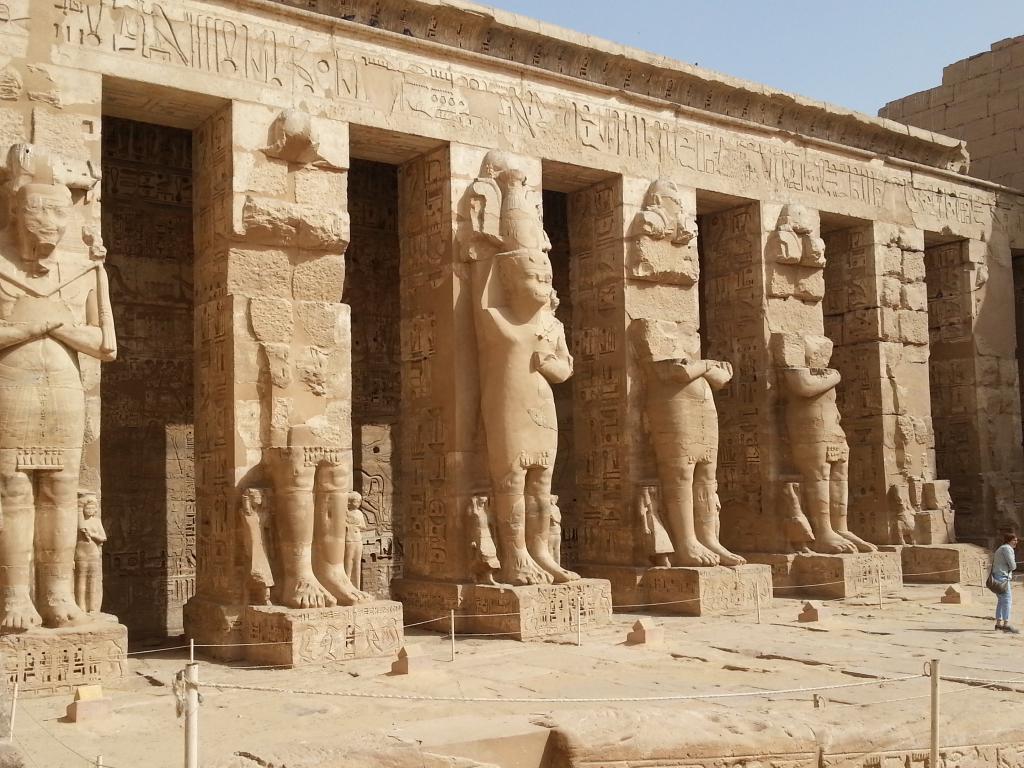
<box><xmin>0</xmin><ymin>142</ymin><xmax>115</xmax><ymax>632</ymax></box>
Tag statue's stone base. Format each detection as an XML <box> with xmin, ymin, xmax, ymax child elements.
<box><xmin>183</xmin><ymin>596</ymin><xmax>245</xmax><ymax>661</ymax></box>
<box><xmin>0</xmin><ymin>616</ymin><xmax>127</xmax><ymax>696</ymax></box>
<box><xmin>242</xmin><ymin>602</ymin><xmax>404</xmax><ymax>668</ymax></box>
<box><xmin>390</xmin><ymin>578</ymin><xmax>612</xmax><ymax>640</ymax></box>
<box><xmin>746</xmin><ymin>551</ymin><xmax>903</xmax><ymax>599</ymax></box>
<box><xmin>575</xmin><ymin>564</ymin><xmax>773</xmax><ymax>616</ymax></box>
<box><xmin>879</xmin><ymin>543</ymin><xmax>990</xmax><ymax>585</ymax></box>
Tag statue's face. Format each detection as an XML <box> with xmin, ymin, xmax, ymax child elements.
<box><xmin>805</xmin><ymin>336</ymin><xmax>834</xmax><ymax>368</ymax></box>
<box><xmin>501</xmin><ymin>255</ymin><xmax>553</xmax><ymax>308</ymax></box>
<box><xmin>248</xmin><ymin>489</ymin><xmax>263</xmax><ymax>506</ymax></box>
<box><xmin>17</xmin><ymin>184</ymin><xmax>71</xmax><ymax>258</ymax></box>
<box><xmin>81</xmin><ymin>499</ymin><xmax>98</xmax><ymax>518</ymax></box>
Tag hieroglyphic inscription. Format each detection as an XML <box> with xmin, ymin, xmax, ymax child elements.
<box><xmin>347</xmin><ymin>160</ymin><xmax>402</xmax><ymax>597</ymax></box>
<box><xmin>700</xmin><ymin>204</ymin><xmax>770</xmax><ymax>552</ymax></box>
<box><xmin>398</xmin><ymin>147</ymin><xmax>465</xmax><ymax>581</ymax></box>
<box><xmin>101</xmin><ymin>117</ymin><xmax>195</xmax><ymax>636</ymax></box>
<box><xmin>568</xmin><ymin>179</ymin><xmax>631</xmax><ymax>565</ymax></box>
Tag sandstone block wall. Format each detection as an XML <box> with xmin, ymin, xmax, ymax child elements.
<box><xmin>880</xmin><ymin>36</ymin><xmax>1024</xmax><ymax>189</ymax></box>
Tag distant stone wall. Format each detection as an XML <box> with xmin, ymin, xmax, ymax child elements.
<box><xmin>880</xmin><ymin>36</ymin><xmax>1024</xmax><ymax>189</ymax></box>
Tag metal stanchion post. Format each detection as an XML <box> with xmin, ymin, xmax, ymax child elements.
<box><xmin>755</xmin><ymin>589</ymin><xmax>762</xmax><ymax>624</ymax></box>
<box><xmin>877</xmin><ymin>563</ymin><xmax>883</xmax><ymax>609</ymax></box>
<box><xmin>184</xmin><ymin>662</ymin><xmax>200</xmax><ymax>768</ymax></box>
<box><xmin>449</xmin><ymin>609</ymin><xmax>456</xmax><ymax>662</ymax></box>
<box><xmin>8</xmin><ymin>682</ymin><xmax>17</xmax><ymax>745</ymax></box>
<box><xmin>927</xmin><ymin>659</ymin><xmax>940</xmax><ymax>768</ymax></box>
<box><xmin>576</xmin><ymin>602</ymin><xmax>582</xmax><ymax>647</ymax></box>
<box><xmin>189</xmin><ymin>637</ymin><xmax>195</xmax><ymax>664</ymax></box>
<box><xmin>96</xmin><ymin>756</ymin><xmax>104</xmax><ymax>768</ymax></box>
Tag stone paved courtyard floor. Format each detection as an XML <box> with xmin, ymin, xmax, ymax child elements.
<box><xmin>11</xmin><ymin>583</ymin><xmax>1024</xmax><ymax>768</ymax></box>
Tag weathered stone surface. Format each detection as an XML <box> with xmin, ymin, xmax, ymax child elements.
<box><xmin>391</xmin><ymin>579</ymin><xmax>612</xmax><ymax>640</ymax></box>
<box><xmin>242</xmin><ymin>602</ymin><xmax>404</xmax><ymax>668</ymax></box>
<box><xmin>748</xmin><ymin>551</ymin><xmax>903</xmax><ymax>599</ymax></box>
<box><xmin>577</xmin><ymin>564</ymin><xmax>773</xmax><ymax>616</ymax></box>
<box><xmin>1</xmin><ymin>619</ymin><xmax>127</xmax><ymax>697</ymax></box>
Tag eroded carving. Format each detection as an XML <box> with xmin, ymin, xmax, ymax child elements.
<box><xmin>774</xmin><ymin>333</ymin><xmax>876</xmax><ymax>555</ymax></box>
<box><xmin>633</xmin><ymin>320</ymin><xmax>744</xmax><ymax>567</ymax></box>
<box><xmin>628</xmin><ymin>179</ymin><xmax>698</xmax><ymax>284</ymax></box>
<box><xmin>766</xmin><ymin>204</ymin><xmax>826</xmax><ymax>303</ymax></box>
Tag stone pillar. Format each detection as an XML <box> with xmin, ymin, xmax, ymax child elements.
<box><xmin>566</xmin><ymin>175</ymin><xmax>636</xmax><ymax>567</ymax></box>
<box><xmin>394</xmin><ymin>144</ymin><xmax>484</xmax><ymax>585</ymax></box>
<box><xmin>185</xmin><ymin>103</ymin><xmax>403</xmax><ymax>664</ymax></box>
<box><xmin>704</xmin><ymin>203</ymin><xmax>901</xmax><ymax>597</ymax></box>
<box><xmin>927</xmin><ymin>236</ymin><xmax>1024</xmax><ymax>543</ymax></box>
<box><xmin>823</xmin><ymin>224</ymin><xmax>988</xmax><ymax>584</ymax></box>
<box><xmin>391</xmin><ymin>145</ymin><xmax>611</xmax><ymax>639</ymax></box>
<box><xmin>823</xmin><ymin>223</ymin><xmax>934</xmax><ymax>544</ymax></box>
<box><xmin>571</xmin><ymin>179</ymin><xmax>771</xmax><ymax>613</ymax></box>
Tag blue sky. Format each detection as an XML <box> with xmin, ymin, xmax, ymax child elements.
<box><xmin>490</xmin><ymin>1</ymin><xmax>1024</xmax><ymax>115</ymax></box>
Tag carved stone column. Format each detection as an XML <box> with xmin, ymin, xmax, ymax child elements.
<box><xmin>823</xmin><ymin>223</ymin><xmax>989</xmax><ymax>585</ymax></box>
<box><xmin>927</xmin><ymin>236</ymin><xmax>1024</xmax><ymax>545</ymax></box>
<box><xmin>391</xmin><ymin>145</ymin><xmax>612</xmax><ymax>639</ymax></box>
<box><xmin>571</xmin><ymin>179</ymin><xmax>771</xmax><ymax>614</ymax></box>
<box><xmin>183</xmin><ymin>102</ymin><xmax>403</xmax><ymax>664</ymax></box>
<box><xmin>704</xmin><ymin>202</ymin><xmax>902</xmax><ymax>598</ymax></box>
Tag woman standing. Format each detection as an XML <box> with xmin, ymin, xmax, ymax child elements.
<box><xmin>992</xmin><ymin>533</ymin><xmax>1019</xmax><ymax>633</ymax></box>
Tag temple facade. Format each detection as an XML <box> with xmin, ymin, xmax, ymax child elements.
<box><xmin>2</xmin><ymin>0</ymin><xmax>1023</xmax><ymax>690</ymax></box>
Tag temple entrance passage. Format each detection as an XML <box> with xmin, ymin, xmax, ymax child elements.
<box><xmin>100</xmin><ymin>117</ymin><xmax>196</xmax><ymax>637</ymax></box>
<box><xmin>346</xmin><ymin>159</ymin><xmax>402</xmax><ymax>597</ymax></box>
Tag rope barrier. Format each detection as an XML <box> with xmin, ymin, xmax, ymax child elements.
<box><xmin>199</xmin><ymin>673</ymin><xmax>924</xmax><ymax>703</ymax></box>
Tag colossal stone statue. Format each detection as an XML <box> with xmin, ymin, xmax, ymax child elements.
<box><xmin>466</xmin><ymin>151</ymin><xmax>578</xmax><ymax>586</ymax></box>
<box><xmin>633</xmin><ymin>320</ymin><xmax>745</xmax><ymax>567</ymax></box>
<box><xmin>774</xmin><ymin>333</ymin><xmax>876</xmax><ymax>555</ymax></box>
<box><xmin>0</xmin><ymin>144</ymin><xmax>116</xmax><ymax>632</ymax></box>
<box><xmin>74</xmin><ymin>492</ymin><xmax>106</xmax><ymax>614</ymax></box>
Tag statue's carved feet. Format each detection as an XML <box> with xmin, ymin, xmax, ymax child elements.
<box><xmin>837</xmin><ymin>530</ymin><xmax>878</xmax><ymax>553</ymax></box>
<box><xmin>316</xmin><ymin>566</ymin><xmax>371</xmax><ymax>606</ymax></box>
<box><xmin>810</xmin><ymin>531</ymin><xmax>858</xmax><ymax>555</ymax></box>
<box><xmin>283</xmin><ymin>575</ymin><xmax>338</xmax><ymax>609</ymax></box>
<box><xmin>499</xmin><ymin>551</ymin><xmax>553</xmax><ymax>586</ymax></box>
<box><xmin>711</xmin><ymin>546</ymin><xmax>747</xmax><ymax>566</ymax></box>
<box><xmin>0</xmin><ymin>592</ymin><xmax>41</xmax><ymax>633</ymax></box>
<box><xmin>528</xmin><ymin>546</ymin><xmax>580</xmax><ymax>583</ymax></box>
<box><xmin>40</xmin><ymin>594</ymin><xmax>88</xmax><ymax>629</ymax></box>
<box><xmin>671</xmin><ymin>542</ymin><xmax>720</xmax><ymax>567</ymax></box>
<box><xmin>697</xmin><ymin>536</ymin><xmax>747</xmax><ymax>566</ymax></box>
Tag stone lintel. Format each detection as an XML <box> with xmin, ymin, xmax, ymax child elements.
<box><xmin>1</xmin><ymin>618</ymin><xmax>127</xmax><ymax>697</ymax></box>
<box><xmin>390</xmin><ymin>579</ymin><xmax>612</xmax><ymax>640</ymax></box>
<box><xmin>880</xmin><ymin>544</ymin><xmax>991</xmax><ymax>585</ymax></box>
<box><xmin>576</xmin><ymin>564</ymin><xmax>773</xmax><ymax>617</ymax></box>
<box><xmin>242</xmin><ymin>602</ymin><xmax>404</xmax><ymax>668</ymax></box>
<box><xmin>746</xmin><ymin>552</ymin><xmax>904</xmax><ymax>599</ymax></box>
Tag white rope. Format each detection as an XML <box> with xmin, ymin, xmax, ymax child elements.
<box><xmin>200</xmin><ymin>673</ymin><xmax>923</xmax><ymax>703</ymax></box>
